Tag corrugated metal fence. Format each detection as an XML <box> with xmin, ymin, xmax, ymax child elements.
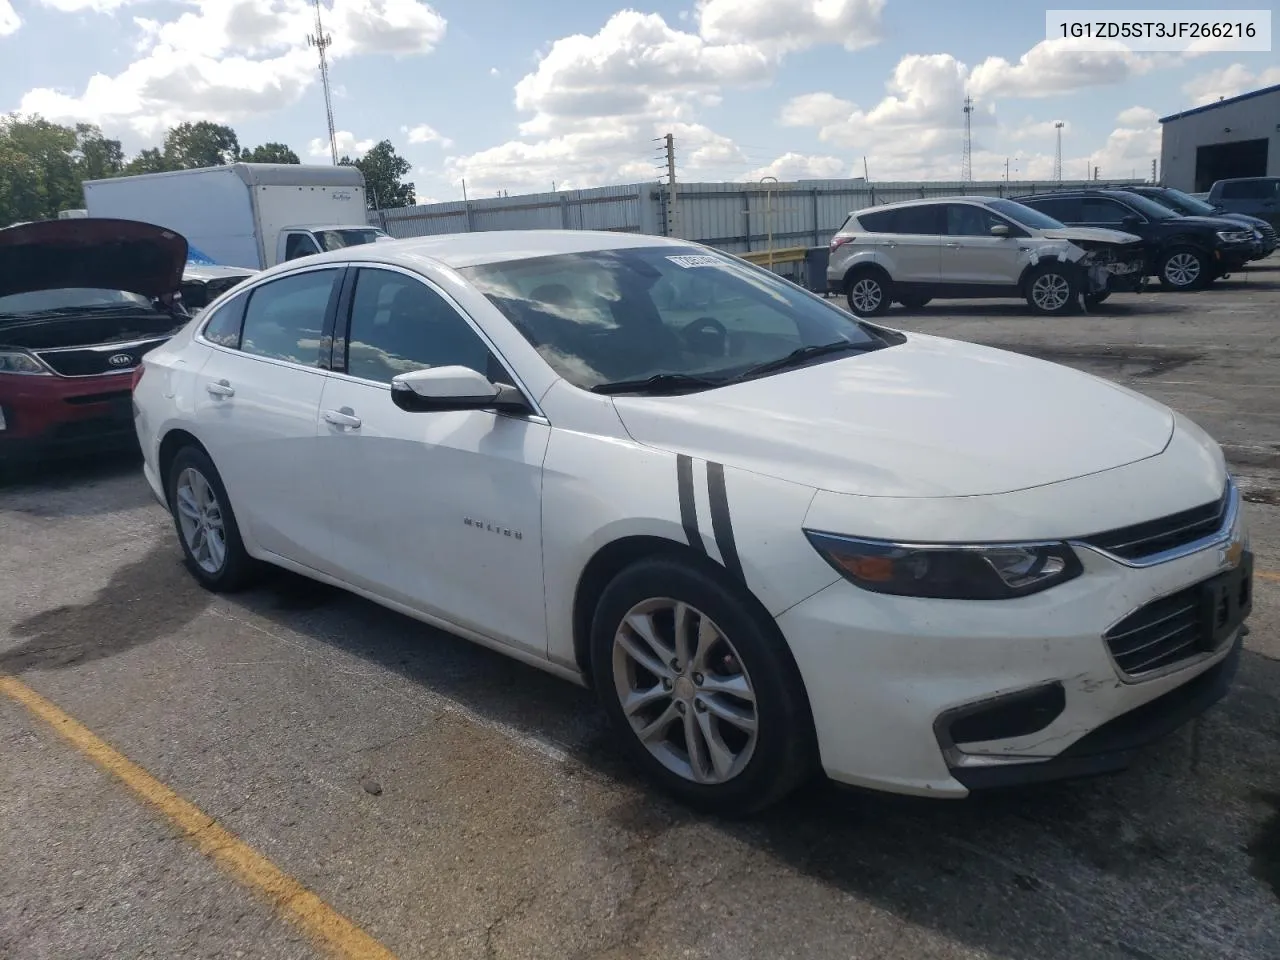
<box><xmin>370</xmin><ymin>178</ymin><xmax>1145</xmax><ymax>255</ymax></box>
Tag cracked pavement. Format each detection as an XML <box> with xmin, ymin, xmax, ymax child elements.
<box><xmin>3</xmin><ymin>266</ymin><xmax>1280</xmax><ymax>959</ymax></box>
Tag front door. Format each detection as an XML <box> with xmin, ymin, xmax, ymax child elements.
<box><xmin>192</xmin><ymin>265</ymin><xmax>342</xmax><ymax>571</ymax></box>
<box><xmin>941</xmin><ymin>203</ymin><xmax>1024</xmax><ymax>287</ymax></box>
<box><xmin>315</xmin><ymin>265</ymin><xmax>551</xmax><ymax>655</ymax></box>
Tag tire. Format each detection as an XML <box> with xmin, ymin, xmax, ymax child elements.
<box><xmin>1083</xmin><ymin>290</ymin><xmax>1111</xmax><ymax>308</ymax></box>
<box><xmin>1023</xmin><ymin>262</ymin><xmax>1079</xmax><ymax>316</ymax></box>
<box><xmin>1157</xmin><ymin>246</ymin><xmax>1208</xmax><ymax>290</ymax></box>
<box><xmin>589</xmin><ymin>554</ymin><xmax>817</xmax><ymax>815</ymax></box>
<box><xmin>897</xmin><ymin>295</ymin><xmax>932</xmax><ymax>310</ymax></box>
<box><xmin>845</xmin><ymin>269</ymin><xmax>892</xmax><ymax>316</ymax></box>
<box><xmin>166</xmin><ymin>445</ymin><xmax>258</xmax><ymax>592</ymax></box>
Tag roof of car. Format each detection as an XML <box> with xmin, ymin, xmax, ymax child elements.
<box><xmin>280</xmin><ymin>229</ymin><xmax>698</xmax><ymax>271</ymax></box>
<box><xmin>850</xmin><ymin>195</ymin><xmax>1005</xmax><ymax>215</ymax></box>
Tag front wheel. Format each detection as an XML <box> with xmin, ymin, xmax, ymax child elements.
<box><xmin>1024</xmin><ymin>263</ymin><xmax>1079</xmax><ymax>316</ymax></box>
<box><xmin>1158</xmin><ymin>247</ymin><xmax>1208</xmax><ymax>290</ymax></box>
<box><xmin>167</xmin><ymin>446</ymin><xmax>258</xmax><ymax>592</ymax></box>
<box><xmin>845</xmin><ymin>271</ymin><xmax>892</xmax><ymax>316</ymax></box>
<box><xmin>590</xmin><ymin>555</ymin><xmax>817</xmax><ymax>814</ymax></box>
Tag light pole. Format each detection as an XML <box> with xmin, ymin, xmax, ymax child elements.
<box><xmin>760</xmin><ymin>176</ymin><xmax>779</xmax><ymax>269</ymax></box>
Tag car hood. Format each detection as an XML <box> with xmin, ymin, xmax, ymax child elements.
<box><xmin>610</xmin><ymin>334</ymin><xmax>1176</xmax><ymax>498</ymax></box>
<box><xmin>1037</xmin><ymin>226</ymin><xmax>1142</xmax><ymax>245</ymax></box>
<box><xmin>0</xmin><ymin>218</ymin><xmax>188</xmax><ymax>301</ymax></box>
<box><xmin>1217</xmin><ymin>212</ymin><xmax>1272</xmax><ymax>231</ymax></box>
<box><xmin>1161</xmin><ymin>215</ymin><xmax>1253</xmax><ymax>232</ymax></box>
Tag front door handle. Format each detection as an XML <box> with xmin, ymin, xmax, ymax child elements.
<box><xmin>323</xmin><ymin>409</ymin><xmax>362</xmax><ymax>429</ymax></box>
<box><xmin>206</xmin><ymin>379</ymin><xmax>234</xmax><ymax>398</ymax></box>
<box><xmin>944</xmin><ymin>241</ymin><xmax>961</xmax><ymax>247</ymax></box>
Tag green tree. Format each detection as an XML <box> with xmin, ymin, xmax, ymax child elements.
<box><xmin>124</xmin><ymin>147</ymin><xmax>170</xmax><ymax>175</ymax></box>
<box><xmin>0</xmin><ymin>113</ymin><xmax>81</xmax><ymax>223</ymax></box>
<box><xmin>339</xmin><ymin>139</ymin><xmax>415</xmax><ymax>209</ymax></box>
<box><xmin>73</xmin><ymin>123</ymin><xmax>124</xmax><ymax>181</ymax></box>
<box><xmin>162</xmin><ymin>121</ymin><xmax>240</xmax><ymax>169</ymax></box>
<box><xmin>240</xmin><ymin>142</ymin><xmax>300</xmax><ymax>164</ymax></box>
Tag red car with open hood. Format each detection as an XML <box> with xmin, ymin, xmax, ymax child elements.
<box><xmin>0</xmin><ymin>217</ymin><xmax>189</xmax><ymax>463</ymax></box>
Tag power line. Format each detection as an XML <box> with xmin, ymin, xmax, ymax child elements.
<box><xmin>307</xmin><ymin>0</ymin><xmax>338</xmax><ymax>165</ymax></box>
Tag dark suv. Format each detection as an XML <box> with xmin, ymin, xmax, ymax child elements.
<box><xmin>1125</xmin><ymin>185</ymin><xmax>1275</xmax><ymax>260</ymax></box>
<box><xmin>1018</xmin><ymin>189</ymin><xmax>1257</xmax><ymax>290</ymax></box>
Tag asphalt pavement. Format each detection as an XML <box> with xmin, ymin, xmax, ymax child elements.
<box><xmin>2</xmin><ymin>264</ymin><xmax>1279</xmax><ymax>960</ymax></box>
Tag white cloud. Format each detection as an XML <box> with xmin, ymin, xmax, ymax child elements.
<box><xmin>743</xmin><ymin>152</ymin><xmax>847</xmax><ymax>181</ymax></box>
<box><xmin>1115</xmin><ymin>106</ymin><xmax>1156</xmax><ymax>127</ymax></box>
<box><xmin>402</xmin><ymin>123</ymin><xmax>452</xmax><ymax>147</ymax></box>
<box><xmin>0</xmin><ymin>0</ymin><xmax>19</xmax><ymax>36</ymax></box>
<box><xmin>697</xmin><ymin>0</ymin><xmax>884</xmax><ymax>56</ymax></box>
<box><xmin>1182</xmin><ymin>63</ymin><xmax>1280</xmax><ymax>106</ymax></box>
<box><xmin>489</xmin><ymin>67</ymin><xmax>500</xmax><ymax>77</ymax></box>
<box><xmin>38</xmin><ymin>0</ymin><xmax>137</xmax><ymax>10</ymax></box>
<box><xmin>1009</xmin><ymin>118</ymin><xmax>1070</xmax><ymax>141</ymax></box>
<box><xmin>18</xmin><ymin>0</ymin><xmax>446</xmax><ymax>139</ymax></box>
<box><xmin>969</xmin><ymin>38</ymin><xmax>1158</xmax><ymax>99</ymax></box>
<box><xmin>310</xmin><ymin>130</ymin><xmax>375</xmax><ymax>158</ymax></box>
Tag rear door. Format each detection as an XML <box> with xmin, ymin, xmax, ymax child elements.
<box><xmin>192</xmin><ymin>264</ymin><xmax>343</xmax><ymax>571</ymax></box>
<box><xmin>941</xmin><ymin>203</ymin><xmax>1025</xmax><ymax>287</ymax></box>
<box><xmin>865</xmin><ymin>204</ymin><xmax>941</xmax><ymax>284</ymax></box>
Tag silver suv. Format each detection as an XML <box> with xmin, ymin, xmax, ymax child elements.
<box><xmin>826</xmin><ymin>196</ymin><xmax>1146</xmax><ymax>316</ymax></box>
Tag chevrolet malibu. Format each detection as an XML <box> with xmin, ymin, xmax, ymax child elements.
<box><xmin>132</xmin><ymin>230</ymin><xmax>1253</xmax><ymax>813</ymax></box>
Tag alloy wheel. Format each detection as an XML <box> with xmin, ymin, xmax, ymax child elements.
<box><xmin>1164</xmin><ymin>252</ymin><xmax>1201</xmax><ymax>287</ymax></box>
<box><xmin>175</xmin><ymin>467</ymin><xmax>227</xmax><ymax>574</ymax></box>
<box><xmin>1031</xmin><ymin>273</ymin><xmax>1071</xmax><ymax>312</ymax></box>
<box><xmin>849</xmin><ymin>278</ymin><xmax>883</xmax><ymax>313</ymax></box>
<box><xmin>612</xmin><ymin>597</ymin><xmax>759</xmax><ymax>785</ymax></box>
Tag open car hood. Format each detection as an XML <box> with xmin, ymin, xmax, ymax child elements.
<box><xmin>0</xmin><ymin>218</ymin><xmax>188</xmax><ymax>300</ymax></box>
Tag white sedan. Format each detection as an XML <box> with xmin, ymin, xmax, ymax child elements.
<box><xmin>132</xmin><ymin>230</ymin><xmax>1254</xmax><ymax>813</ymax></box>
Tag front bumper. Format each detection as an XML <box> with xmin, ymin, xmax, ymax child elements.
<box><xmin>0</xmin><ymin>372</ymin><xmax>139</xmax><ymax>461</ymax></box>
<box><xmin>776</xmin><ymin>496</ymin><xmax>1250</xmax><ymax>798</ymax></box>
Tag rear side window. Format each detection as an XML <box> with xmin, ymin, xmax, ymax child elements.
<box><xmin>894</xmin><ymin>205</ymin><xmax>943</xmax><ymax>234</ymax></box>
<box><xmin>1219</xmin><ymin>179</ymin><xmax>1276</xmax><ymax>200</ymax></box>
<box><xmin>1023</xmin><ymin>196</ymin><xmax>1080</xmax><ymax>221</ymax></box>
<box><xmin>854</xmin><ymin>208</ymin><xmax>897</xmax><ymax>232</ymax></box>
<box><xmin>202</xmin><ymin>291</ymin><xmax>249</xmax><ymax>348</ymax></box>
<box><xmin>239</xmin><ymin>269</ymin><xmax>339</xmax><ymax>366</ymax></box>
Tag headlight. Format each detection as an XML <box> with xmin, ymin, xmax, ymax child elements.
<box><xmin>0</xmin><ymin>351</ymin><xmax>50</xmax><ymax>375</ymax></box>
<box><xmin>803</xmin><ymin>531</ymin><xmax>1083</xmax><ymax>600</ymax></box>
<box><xmin>1217</xmin><ymin>230</ymin><xmax>1252</xmax><ymax>243</ymax></box>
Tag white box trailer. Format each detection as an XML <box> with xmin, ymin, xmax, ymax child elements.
<box><xmin>82</xmin><ymin>163</ymin><xmax>388</xmax><ymax>269</ymax></box>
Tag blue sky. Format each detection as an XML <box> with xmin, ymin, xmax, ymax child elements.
<box><xmin>2</xmin><ymin>0</ymin><xmax>1277</xmax><ymax>203</ymax></box>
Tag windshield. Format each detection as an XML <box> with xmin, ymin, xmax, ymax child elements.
<box><xmin>1153</xmin><ymin>188</ymin><xmax>1216</xmax><ymax>216</ymax></box>
<box><xmin>988</xmin><ymin>198</ymin><xmax>1065</xmax><ymax>230</ymax></box>
<box><xmin>0</xmin><ymin>287</ymin><xmax>153</xmax><ymax>315</ymax></box>
<box><xmin>1118</xmin><ymin>192</ymin><xmax>1178</xmax><ymax>220</ymax></box>
<box><xmin>458</xmin><ymin>246</ymin><xmax>889</xmax><ymax>391</ymax></box>
<box><xmin>315</xmin><ymin>228</ymin><xmax>388</xmax><ymax>251</ymax></box>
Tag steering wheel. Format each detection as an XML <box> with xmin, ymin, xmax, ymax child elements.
<box><xmin>680</xmin><ymin>316</ymin><xmax>728</xmax><ymax>356</ymax></box>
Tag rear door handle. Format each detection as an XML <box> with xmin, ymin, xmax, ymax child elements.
<box><xmin>323</xmin><ymin>409</ymin><xmax>362</xmax><ymax>429</ymax></box>
<box><xmin>206</xmin><ymin>380</ymin><xmax>234</xmax><ymax>398</ymax></box>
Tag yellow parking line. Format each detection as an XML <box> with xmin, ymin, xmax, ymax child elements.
<box><xmin>0</xmin><ymin>674</ymin><xmax>396</xmax><ymax>960</ymax></box>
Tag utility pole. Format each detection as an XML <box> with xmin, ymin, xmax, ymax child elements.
<box><xmin>1053</xmin><ymin>121</ymin><xmax>1064</xmax><ymax>182</ymax></box>
<box><xmin>1151</xmin><ymin>158</ymin><xmax>1157</xmax><ymax>183</ymax></box>
<box><xmin>961</xmin><ymin>95</ymin><xmax>973</xmax><ymax>183</ymax></box>
<box><xmin>654</xmin><ymin>133</ymin><xmax>678</xmax><ymax>237</ymax></box>
<box><xmin>307</xmin><ymin>0</ymin><xmax>338</xmax><ymax>166</ymax></box>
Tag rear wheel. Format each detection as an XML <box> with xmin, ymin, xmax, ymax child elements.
<box><xmin>1024</xmin><ymin>263</ymin><xmax>1078</xmax><ymax>316</ymax></box>
<box><xmin>845</xmin><ymin>269</ymin><xmax>892</xmax><ymax>316</ymax></box>
<box><xmin>590</xmin><ymin>555</ymin><xmax>817</xmax><ymax>814</ymax></box>
<box><xmin>166</xmin><ymin>446</ymin><xmax>258</xmax><ymax>592</ymax></box>
<box><xmin>1158</xmin><ymin>247</ymin><xmax>1208</xmax><ymax>290</ymax></box>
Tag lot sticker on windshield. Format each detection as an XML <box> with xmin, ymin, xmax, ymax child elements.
<box><xmin>666</xmin><ymin>255</ymin><xmax>723</xmax><ymax>268</ymax></box>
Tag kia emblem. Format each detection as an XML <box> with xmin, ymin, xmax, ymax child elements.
<box><xmin>108</xmin><ymin>353</ymin><xmax>134</xmax><ymax>368</ymax></box>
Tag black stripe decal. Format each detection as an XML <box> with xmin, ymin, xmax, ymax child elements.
<box><xmin>676</xmin><ymin>454</ymin><xmax>705</xmax><ymax>553</ymax></box>
<box><xmin>706</xmin><ymin>461</ymin><xmax>745</xmax><ymax>582</ymax></box>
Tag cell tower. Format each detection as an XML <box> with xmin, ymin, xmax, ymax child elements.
<box><xmin>960</xmin><ymin>95</ymin><xmax>973</xmax><ymax>182</ymax></box>
<box><xmin>307</xmin><ymin>0</ymin><xmax>338</xmax><ymax>165</ymax></box>
<box><xmin>1053</xmin><ymin>121</ymin><xmax>1064</xmax><ymax>182</ymax></box>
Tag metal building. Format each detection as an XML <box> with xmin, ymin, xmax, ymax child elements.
<box><xmin>1159</xmin><ymin>83</ymin><xmax>1280</xmax><ymax>192</ymax></box>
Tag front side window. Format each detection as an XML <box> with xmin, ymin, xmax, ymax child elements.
<box><xmin>459</xmin><ymin>246</ymin><xmax>890</xmax><ymax>391</ymax></box>
<box><xmin>988</xmin><ymin>198</ymin><xmax>1065</xmax><ymax>230</ymax></box>
<box><xmin>1080</xmin><ymin>198</ymin><xmax>1130</xmax><ymax>223</ymax></box>
<box><xmin>239</xmin><ymin>269</ymin><xmax>337</xmax><ymax>365</ymax></box>
<box><xmin>343</xmin><ymin>268</ymin><xmax>496</xmax><ymax>384</ymax></box>
<box><xmin>945</xmin><ymin>204</ymin><xmax>1009</xmax><ymax>237</ymax></box>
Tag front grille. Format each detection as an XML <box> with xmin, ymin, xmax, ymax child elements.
<box><xmin>1105</xmin><ymin>569</ymin><xmax>1250</xmax><ymax>676</ymax></box>
<box><xmin>35</xmin><ymin>338</ymin><xmax>168</xmax><ymax>377</ymax></box>
<box><xmin>1075</xmin><ymin>484</ymin><xmax>1230</xmax><ymax>562</ymax></box>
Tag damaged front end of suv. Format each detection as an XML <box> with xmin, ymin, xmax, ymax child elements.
<box><xmin>1068</xmin><ymin>235</ymin><xmax>1149</xmax><ymax>297</ymax></box>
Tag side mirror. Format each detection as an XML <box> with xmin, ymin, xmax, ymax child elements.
<box><xmin>989</xmin><ymin>224</ymin><xmax>1010</xmax><ymax>237</ymax></box>
<box><xmin>390</xmin><ymin>365</ymin><xmax>530</xmax><ymax>414</ymax></box>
